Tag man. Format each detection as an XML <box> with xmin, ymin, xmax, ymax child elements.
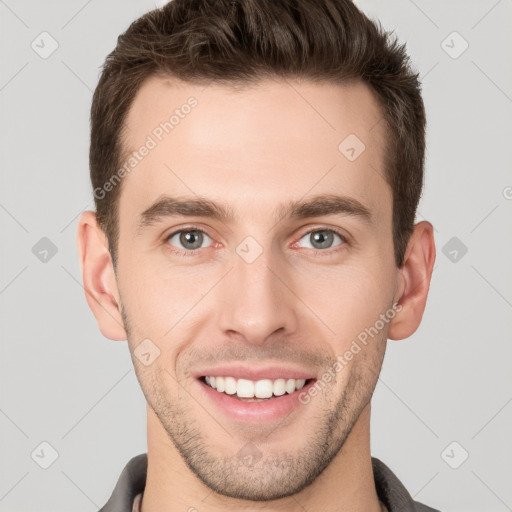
<box><xmin>77</xmin><ymin>0</ymin><xmax>438</xmax><ymax>510</ymax></box>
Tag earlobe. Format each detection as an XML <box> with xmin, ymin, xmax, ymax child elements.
<box><xmin>76</xmin><ymin>211</ymin><xmax>127</xmax><ymax>341</ymax></box>
<box><xmin>388</xmin><ymin>221</ymin><xmax>436</xmax><ymax>340</ymax></box>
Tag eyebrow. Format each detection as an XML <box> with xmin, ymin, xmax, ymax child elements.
<box><xmin>136</xmin><ymin>193</ymin><xmax>373</xmax><ymax>235</ymax></box>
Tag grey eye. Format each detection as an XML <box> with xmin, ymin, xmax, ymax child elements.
<box><xmin>168</xmin><ymin>229</ymin><xmax>212</xmax><ymax>250</ymax></box>
<box><xmin>299</xmin><ymin>230</ymin><xmax>343</xmax><ymax>250</ymax></box>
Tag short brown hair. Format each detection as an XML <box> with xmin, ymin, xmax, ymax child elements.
<box><xmin>90</xmin><ymin>0</ymin><xmax>425</xmax><ymax>269</ymax></box>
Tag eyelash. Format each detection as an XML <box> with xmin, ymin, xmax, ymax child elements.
<box><xmin>163</xmin><ymin>225</ymin><xmax>349</xmax><ymax>258</ymax></box>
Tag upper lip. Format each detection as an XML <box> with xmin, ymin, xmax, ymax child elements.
<box><xmin>194</xmin><ymin>365</ymin><xmax>317</xmax><ymax>381</ymax></box>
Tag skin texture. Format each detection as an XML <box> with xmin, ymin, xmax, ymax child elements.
<box><xmin>77</xmin><ymin>76</ymin><xmax>435</xmax><ymax>512</ymax></box>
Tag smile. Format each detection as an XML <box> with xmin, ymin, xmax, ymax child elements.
<box><xmin>202</xmin><ymin>375</ymin><xmax>310</xmax><ymax>400</ymax></box>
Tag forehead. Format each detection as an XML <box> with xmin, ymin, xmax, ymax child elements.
<box><xmin>118</xmin><ymin>75</ymin><xmax>389</xmax><ymax>227</ymax></box>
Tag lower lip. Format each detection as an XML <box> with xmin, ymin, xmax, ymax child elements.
<box><xmin>197</xmin><ymin>378</ymin><xmax>316</xmax><ymax>422</ymax></box>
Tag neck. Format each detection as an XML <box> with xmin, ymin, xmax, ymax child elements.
<box><xmin>141</xmin><ymin>403</ymin><xmax>382</xmax><ymax>512</ymax></box>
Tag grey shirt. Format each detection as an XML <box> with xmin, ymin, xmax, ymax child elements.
<box><xmin>99</xmin><ymin>453</ymin><xmax>441</xmax><ymax>512</ymax></box>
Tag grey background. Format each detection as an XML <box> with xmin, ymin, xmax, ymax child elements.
<box><xmin>1</xmin><ymin>0</ymin><xmax>511</xmax><ymax>511</ymax></box>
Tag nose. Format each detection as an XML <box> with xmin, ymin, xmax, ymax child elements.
<box><xmin>217</xmin><ymin>242</ymin><xmax>299</xmax><ymax>346</ymax></box>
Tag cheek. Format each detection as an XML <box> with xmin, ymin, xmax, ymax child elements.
<box><xmin>119</xmin><ymin>261</ymin><xmax>184</xmax><ymax>338</ymax></box>
<box><xmin>119</xmin><ymin>261</ymin><xmax>216</xmax><ymax>370</ymax></box>
<box><xmin>299</xmin><ymin>264</ymin><xmax>394</xmax><ymax>349</ymax></box>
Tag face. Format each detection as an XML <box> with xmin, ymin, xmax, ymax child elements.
<box><xmin>113</xmin><ymin>76</ymin><xmax>400</xmax><ymax>500</ymax></box>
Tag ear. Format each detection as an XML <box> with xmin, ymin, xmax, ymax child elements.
<box><xmin>76</xmin><ymin>211</ymin><xmax>127</xmax><ymax>341</ymax></box>
<box><xmin>388</xmin><ymin>221</ymin><xmax>436</xmax><ymax>340</ymax></box>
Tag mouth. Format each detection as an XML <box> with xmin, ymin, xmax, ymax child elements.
<box><xmin>198</xmin><ymin>375</ymin><xmax>317</xmax><ymax>401</ymax></box>
<box><xmin>196</xmin><ymin>375</ymin><xmax>318</xmax><ymax>422</ymax></box>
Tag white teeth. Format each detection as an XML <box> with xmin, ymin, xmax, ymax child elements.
<box><xmin>285</xmin><ymin>378</ymin><xmax>296</xmax><ymax>394</ymax></box>
<box><xmin>237</xmin><ymin>379</ymin><xmax>254</xmax><ymax>398</ymax></box>
<box><xmin>224</xmin><ymin>376</ymin><xmax>237</xmax><ymax>395</ymax></box>
<box><xmin>273</xmin><ymin>378</ymin><xmax>286</xmax><ymax>396</ymax></box>
<box><xmin>204</xmin><ymin>376</ymin><xmax>308</xmax><ymax>398</ymax></box>
<box><xmin>254</xmin><ymin>379</ymin><xmax>273</xmax><ymax>398</ymax></box>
